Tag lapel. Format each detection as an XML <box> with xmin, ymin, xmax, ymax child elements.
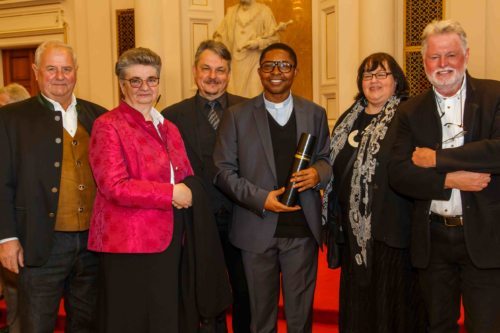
<box><xmin>252</xmin><ymin>95</ymin><xmax>277</xmax><ymax>181</ymax></box>
<box><xmin>76</xmin><ymin>100</ymin><xmax>94</xmax><ymax>133</ymax></box>
<box><xmin>178</xmin><ymin>97</ymin><xmax>203</xmax><ymax>163</ymax></box>
<box><xmin>422</xmin><ymin>90</ymin><xmax>444</xmax><ymax>149</ymax></box>
<box><xmin>463</xmin><ymin>75</ymin><xmax>479</xmax><ymax>144</ymax></box>
<box><xmin>293</xmin><ymin>95</ymin><xmax>310</xmax><ymax>145</ymax></box>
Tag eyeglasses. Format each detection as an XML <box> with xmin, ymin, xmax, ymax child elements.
<box><xmin>442</xmin><ymin>129</ymin><xmax>467</xmax><ymax>145</ymax></box>
<box><xmin>121</xmin><ymin>77</ymin><xmax>160</xmax><ymax>88</ymax></box>
<box><xmin>259</xmin><ymin>61</ymin><xmax>295</xmax><ymax>73</ymax></box>
<box><xmin>362</xmin><ymin>72</ymin><xmax>392</xmax><ymax>81</ymax></box>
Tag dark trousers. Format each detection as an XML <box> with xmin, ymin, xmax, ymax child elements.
<box><xmin>19</xmin><ymin>231</ymin><xmax>99</xmax><ymax>333</ymax></box>
<box><xmin>419</xmin><ymin>221</ymin><xmax>500</xmax><ymax>333</ymax></box>
<box><xmin>1</xmin><ymin>266</ymin><xmax>20</xmax><ymax>333</ymax></box>
<box><xmin>216</xmin><ymin>211</ymin><xmax>251</xmax><ymax>333</ymax></box>
<box><xmin>241</xmin><ymin>237</ymin><xmax>318</xmax><ymax>333</ymax></box>
<box><xmin>97</xmin><ymin>218</ymin><xmax>183</xmax><ymax>333</ymax></box>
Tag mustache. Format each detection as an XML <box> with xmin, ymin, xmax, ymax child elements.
<box><xmin>204</xmin><ymin>78</ymin><xmax>222</xmax><ymax>84</ymax></box>
<box><xmin>431</xmin><ymin>67</ymin><xmax>456</xmax><ymax>75</ymax></box>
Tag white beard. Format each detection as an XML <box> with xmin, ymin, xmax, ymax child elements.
<box><xmin>425</xmin><ymin>65</ymin><xmax>466</xmax><ymax>95</ymax></box>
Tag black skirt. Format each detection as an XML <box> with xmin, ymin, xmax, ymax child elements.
<box><xmin>338</xmin><ymin>238</ymin><xmax>427</xmax><ymax>333</ymax></box>
<box><xmin>96</xmin><ymin>218</ymin><xmax>184</xmax><ymax>333</ymax></box>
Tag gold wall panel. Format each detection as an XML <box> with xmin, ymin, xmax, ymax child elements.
<box><xmin>405</xmin><ymin>51</ymin><xmax>431</xmax><ymax>96</ymax></box>
<box><xmin>224</xmin><ymin>0</ymin><xmax>312</xmax><ymax>100</ymax></box>
<box><xmin>404</xmin><ymin>0</ymin><xmax>443</xmax><ymax>96</ymax></box>
<box><xmin>116</xmin><ymin>9</ymin><xmax>135</xmax><ymax>56</ymax></box>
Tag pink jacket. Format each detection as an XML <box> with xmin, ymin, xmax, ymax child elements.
<box><xmin>88</xmin><ymin>101</ymin><xmax>193</xmax><ymax>253</ymax></box>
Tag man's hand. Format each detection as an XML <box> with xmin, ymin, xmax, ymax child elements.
<box><xmin>0</xmin><ymin>239</ymin><xmax>24</xmax><ymax>274</ymax></box>
<box><xmin>412</xmin><ymin>147</ymin><xmax>436</xmax><ymax>168</ymax></box>
<box><xmin>445</xmin><ymin>171</ymin><xmax>491</xmax><ymax>191</ymax></box>
<box><xmin>172</xmin><ymin>183</ymin><xmax>193</xmax><ymax>209</ymax></box>
<box><xmin>264</xmin><ymin>187</ymin><xmax>301</xmax><ymax>213</ymax></box>
<box><xmin>291</xmin><ymin>167</ymin><xmax>320</xmax><ymax>192</ymax></box>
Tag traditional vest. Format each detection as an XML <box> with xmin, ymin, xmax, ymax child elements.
<box><xmin>55</xmin><ymin>122</ymin><xmax>96</xmax><ymax>231</ymax></box>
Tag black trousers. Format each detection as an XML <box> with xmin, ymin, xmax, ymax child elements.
<box><xmin>419</xmin><ymin>221</ymin><xmax>500</xmax><ymax>333</ymax></box>
<box><xmin>19</xmin><ymin>231</ymin><xmax>99</xmax><ymax>333</ymax></box>
<box><xmin>97</xmin><ymin>218</ymin><xmax>183</xmax><ymax>333</ymax></box>
<box><xmin>216</xmin><ymin>210</ymin><xmax>251</xmax><ymax>333</ymax></box>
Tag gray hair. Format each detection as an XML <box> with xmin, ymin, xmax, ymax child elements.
<box><xmin>34</xmin><ymin>40</ymin><xmax>77</xmax><ymax>67</ymax></box>
<box><xmin>194</xmin><ymin>40</ymin><xmax>232</xmax><ymax>71</ymax></box>
<box><xmin>115</xmin><ymin>47</ymin><xmax>162</xmax><ymax>79</ymax></box>
<box><xmin>0</xmin><ymin>83</ymin><xmax>30</xmax><ymax>103</ymax></box>
<box><xmin>421</xmin><ymin>19</ymin><xmax>468</xmax><ymax>56</ymax></box>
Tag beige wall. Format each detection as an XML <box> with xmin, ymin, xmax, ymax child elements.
<box><xmin>0</xmin><ymin>0</ymin><xmax>499</xmax><ymax>112</ymax></box>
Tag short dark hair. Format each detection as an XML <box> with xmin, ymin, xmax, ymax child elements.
<box><xmin>355</xmin><ymin>52</ymin><xmax>409</xmax><ymax>101</ymax></box>
<box><xmin>115</xmin><ymin>47</ymin><xmax>162</xmax><ymax>79</ymax></box>
<box><xmin>259</xmin><ymin>43</ymin><xmax>298</xmax><ymax>67</ymax></box>
<box><xmin>194</xmin><ymin>40</ymin><xmax>232</xmax><ymax>71</ymax></box>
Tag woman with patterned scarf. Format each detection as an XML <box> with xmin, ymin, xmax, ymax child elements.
<box><xmin>323</xmin><ymin>53</ymin><xmax>427</xmax><ymax>332</ymax></box>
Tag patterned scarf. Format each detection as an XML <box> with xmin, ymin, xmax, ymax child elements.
<box><xmin>322</xmin><ymin>95</ymin><xmax>401</xmax><ymax>267</ymax></box>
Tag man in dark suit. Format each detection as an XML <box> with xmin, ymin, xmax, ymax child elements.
<box><xmin>214</xmin><ymin>43</ymin><xmax>330</xmax><ymax>332</ymax></box>
<box><xmin>0</xmin><ymin>41</ymin><xmax>105</xmax><ymax>332</ymax></box>
<box><xmin>389</xmin><ymin>20</ymin><xmax>500</xmax><ymax>333</ymax></box>
<box><xmin>162</xmin><ymin>40</ymin><xmax>251</xmax><ymax>333</ymax></box>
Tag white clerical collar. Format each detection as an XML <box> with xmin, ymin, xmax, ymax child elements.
<box><xmin>263</xmin><ymin>92</ymin><xmax>293</xmax><ymax>110</ymax></box>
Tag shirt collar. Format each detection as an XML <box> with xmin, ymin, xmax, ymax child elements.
<box><xmin>263</xmin><ymin>92</ymin><xmax>293</xmax><ymax>111</ymax></box>
<box><xmin>150</xmin><ymin>106</ymin><xmax>164</xmax><ymax>126</ymax></box>
<box><xmin>196</xmin><ymin>91</ymin><xmax>228</xmax><ymax>110</ymax></box>
<box><xmin>42</xmin><ymin>93</ymin><xmax>77</xmax><ymax>112</ymax></box>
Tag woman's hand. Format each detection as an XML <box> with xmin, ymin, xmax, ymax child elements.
<box><xmin>172</xmin><ymin>183</ymin><xmax>192</xmax><ymax>209</ymax></box>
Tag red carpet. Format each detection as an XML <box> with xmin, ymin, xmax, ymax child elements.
<box><xmin>0</xmin><ymin>251</ymin><xmax>466</xmax><ymax>332</ymax></box>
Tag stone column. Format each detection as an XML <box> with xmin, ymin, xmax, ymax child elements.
<box><xmin>359</xmin><ymin>0</ymin><xmax>396</xmax><ymax>58</ymax></box>
<box><xmin>134</xmin><ymin>0</ymin><xmax>182</xmax><ymax>108</ymax></box>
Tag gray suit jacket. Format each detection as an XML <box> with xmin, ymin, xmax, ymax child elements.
<box><xmin>213</xmin><ymin>94</ymin><xmax>331</xmax><ymax>253</ymax></box>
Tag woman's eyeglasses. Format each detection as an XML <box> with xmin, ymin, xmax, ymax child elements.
<box><xmin>122</xmin><ymin>77</ymin><xmax>160</xmax><ymax>88</ymax></box>
<box><xmin>362</xmin><ymin>72</ymin><xmax>392</xmax><ymax>81</ymax></box>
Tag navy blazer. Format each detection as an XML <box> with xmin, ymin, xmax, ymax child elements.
<box><xmin>213</xmin><ymin>94</ymin><xmax>331</xmax><ymax>253</ymax></box>
<box><xmin>389</xmin><ymin>74</ymin><xmax>500</xmax><ymax>268</ymax></box>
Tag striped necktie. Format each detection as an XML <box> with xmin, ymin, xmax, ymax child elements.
<box><xmin>207</xmin><ymin>100</ymin><xmax>220</xmax><ymax>130</ymax></box>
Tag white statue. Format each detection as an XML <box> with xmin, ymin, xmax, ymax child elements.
<box><xmin>214</xmin><ymin>0</ymin><xmax>292</xmax><ymax>98</ymax></box>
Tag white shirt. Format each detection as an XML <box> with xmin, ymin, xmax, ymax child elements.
<box><xmin>44</xmin><ymin>94</ymin><xmax>78</xmax><ymax>137</ymax></box>
<box><xmin>149</xmin><ymin>107</ymin><xmax>175</xmax><ymax>184</ymax></box>
<box><xmin>263</xmin><ymin>92</ymin><xmax>294</xmax><ymax>126</ymax></box>
<box><xmin>430</xmin><ymin>78</ymin><xmax>467</xmax><ymax>216</ymax></box>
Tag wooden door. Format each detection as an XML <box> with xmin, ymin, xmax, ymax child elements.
<box><xmin>2</xmin><ymin>47</ymin><xmax>39</xmax><ymax>96</ymax></box>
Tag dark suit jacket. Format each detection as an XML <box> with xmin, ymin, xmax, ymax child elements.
<box><xmin>0</xmin><ymin>96</ymin><xmax>106</xmax><ymax>266</ymax></box>
<box><xmin>213</xmin><ymin>94</ymin><xmax>331</xmax><ymax>253</ymax></box>
<box><xmin>389</xmin><ymin>74</ymin><xmax>500</xmax><ymax>268</ymax></box>
<box><xmin>162</xmin><ymin>92</ymin><xmax>247</xmax><ymax>214</ymax></box>
<box><xmin>178</xmin><ymin>176</ymin><xmax>232</xmax><ymax>332</ymax></box>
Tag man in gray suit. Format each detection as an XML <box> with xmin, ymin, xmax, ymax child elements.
<box><xmin>214</xmin><ymin>43</ymin><xmax>330</xmax><ymax>332</ymax></box>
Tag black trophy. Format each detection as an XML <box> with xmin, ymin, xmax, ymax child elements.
<box><xmin>280</xmin><ymin>132</ymin><xmax>316</xmax><ymax>206</ymax></box>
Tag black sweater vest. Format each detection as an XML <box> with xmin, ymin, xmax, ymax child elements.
<box><xmin>268</xmin><ymin>111</ymin><xmax>311</xmax><ymax>238</ymax></box>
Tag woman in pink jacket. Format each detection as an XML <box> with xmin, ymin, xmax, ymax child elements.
<box><xmin>88</xmin><ymin>47</ymin><xmax>193</xmax><ymax>332</ymax></box>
